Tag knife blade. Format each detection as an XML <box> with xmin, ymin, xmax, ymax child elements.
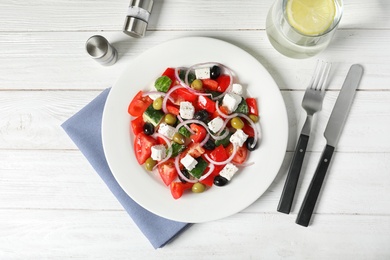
<box><xmin>296</xmin><ymin>64</ymin><xmax>364</xmax><ymax>227</ymax></box>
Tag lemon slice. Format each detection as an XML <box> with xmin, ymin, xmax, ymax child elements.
<box><xmin>286</xmin><ymin>0</ymin><xmax>336</xmax><ymax>36</ymax></box>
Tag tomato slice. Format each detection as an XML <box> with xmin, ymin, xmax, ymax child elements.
<box><xmin>166</xmin><ymin>102</ymin><xmax>180</xmax><ymax>116</ymax></box>
<box><xmin>246</xmin><ymin>98</ymin><xmax>258</xmax><ymax>116</ymax></box>
<box><xmin>170</xmin><ymin>181</ymin><xmax>193</xmax><ymax>199</ymax></box>
<box><xmin>200</xmin><ymin>145</ymin><xmax>229</xmax><ymax>186</ymax></box>
<box><xmin>201</xmin><ymin>79</ymin><xmax>218</xmax><ymax>91</ymax></box>
<box><xmin>131</xmin><ymin>116</ymin><xmax>144</xmax><ymax>135</ymax></box>
<box><xmin>226</xmin><ymin>143</ymin><xmax>248</xmax><ymax>165</ymax></box>
<box><xmin>216</xmin><ymin>74</ymin><xmax>231</xmax><ymax>92</ymax></box>
<box><xmin>180</xmin><ymin>142</ymin><xmax>205</xmax><ymax>160</ymax></box>
<box><xmin>209</xmin><ymin>145</ymin><xmax>229</xmax><ymax>162</ymax></box>
<box><xmin>157</xmin><ymin>158</ymin><xmax>178</xmax><ymax>186</ymax></box>
<box><xmin>212</xmin><ymin>105</ymin><xmax>229</xmax><ymax>118</ymax></box>
<box><xmin>134</xmin><ymin>132</ymin><xmax>157</xmax><ymax>165</ymax></box>
<box><xmin>190</xmin><ymin>124</ymin><xmax>207</xmax><ymax>143</ymax></box>
<box><xmin>128</xmin><ymin>91</ymin><xmax>153</xmax><ymax>117</ymax></box>
<box><xmin>242</xmin><ymin>123</ymin><xmax>255</xmax><ymax>137</ymax></box>
<box><xmin>197</xmin><ymin>95</ymin><xmax>216</xmax><ymax>114</ymax></box>
<box><xmin>172</xmin><ymin>88</ymin><xmax>198</xmax><ymax>103</ymax></box>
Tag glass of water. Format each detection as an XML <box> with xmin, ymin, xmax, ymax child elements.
<box><xmin>266</xmin><ymin>0</ymin><xmax>343</xmax><ymax>59</ymax></box>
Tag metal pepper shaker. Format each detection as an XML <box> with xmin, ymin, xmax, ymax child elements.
<box><xmin>123</xmin><ymin>0</ymin><xmax>154</xmax><ymax>38</ymax></box>
<box><xmin>85</xmin><ymin>35</ymin><xmax>118</xmax><ymax>66</ymax></box>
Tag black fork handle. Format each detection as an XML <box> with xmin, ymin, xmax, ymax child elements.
<box><xmin>277</xmin><ymin>134</ymin><xmax>309</xmax><ymax>214</ymax></box>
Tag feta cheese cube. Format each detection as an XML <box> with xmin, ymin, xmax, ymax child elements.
<box><xmin>180</xmin><ymin>101</ymin><xmax>195</xmax><ymax>119</ymax></box>
<box><xmin>180</xmin><ymin>154</ymin><xmax>198</xmax><ymax>171</ymax></box>
<box><xmin>230</xmin><ymin>129</ymin><xmax>248</xmax><ymax>147</ymax></box>
<box><xmin>195</xmin><ymin>67</ymin><xmax>210</xmax><ymax>79</ymax></box>
<box><xmin>231</xmin><ymin>83</ymin><xmax>244</xmax><ymax>96</ymax></box>
<box><xmin>208</xmin><ymin>116</ymin><xmax>224</xmax><ymax>133</ymax></box>
<box><xmin>158</xmin><ymin>123</ymin><xmax>176</xmax><ymax>140</ymax></box>
<box><xmin>219</xmin><ymin>163</ymin><xmax>238</xmax><ymax>181</ymax></box>
<box><xmin>222</xmin><ymin>93</ymin><xmax>242</xmax><ymax>113</ymax></box>
<box><xmin>151</xmin><ymin>145</ymin><xmax>166</xmax><ymax>161</ymax></box>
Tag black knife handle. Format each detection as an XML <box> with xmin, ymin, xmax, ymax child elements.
<box><xmin>277</xmin><ymin>134</ymin><xmax>310</xmax><ymax>214</ymax></box>
<box><xmin>296</xmin><ymin>145</ymin><xmax>335</xmax><ymax>227</ymax></box>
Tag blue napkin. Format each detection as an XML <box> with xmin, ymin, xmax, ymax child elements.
<box><xmin>61</xmin><ymin>88</ymin><xmax>191</xmax><ymax>249</ymax></box>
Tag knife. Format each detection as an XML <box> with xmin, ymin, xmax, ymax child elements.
<box><xmin>296</xmin><ymin>64</ymin><xmax>364</xmax><ymax>227</ymax></box>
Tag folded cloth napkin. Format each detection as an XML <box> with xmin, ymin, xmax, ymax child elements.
<box><xmin>61</xmin><ymin>88</ymin><xmax>191</xmax><ymax>249</ymax></box>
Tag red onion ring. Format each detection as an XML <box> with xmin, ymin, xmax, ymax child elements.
<box><xmin>204</xmin><ymin>144</ymin><xmax>238</xmax><ymax>165</ymax></box>
<box><xmin>175</xmin><ymin>119</ymin><xmax>229</xmax><ymax>140</ymax></box>
<box><xmin>177</xmin><ymin>115</ymin><xmax>195</xmax><ymax>134</ymax></box>
<box><xmin>152</xmin><ymin>133</ymin><xmax>173</xmax><ymax>170</ymax></box>
<box><xmin>215</xmin><ymin>100</ymin><xmax>229</xmax><ymax>118</ymax></box>
<box><xmin>236</xmin><ymin>113</ymin><xmax>260</xmax><ymax>149</ymax></box>
<box><xmin>162</xmin><ymin>85</ymin><xmax>183</xmax><ymax>114</ymax></box>
<box><xmin>200</xmin><ymin>133</ymin><xmax>210</xmax><ymax>147</ymax></box>
<box><xmin>174</xmin><ymin>67</ymin><xmax>189</xmax><ymax>88</ymax></box>
<box><xmin>184</xmin><ymin>62</ymin><xmax>234</xmax><ymax>101</ymax></box>
<box><xmin>174</xmin><ymin>67</ymin><xmax>214</xmax><ymax>97</ymax></box>
<box><xmin>214</xmin><ymin>110</ymin><xmax>260</xmax><ymax>149</ymax></box>
<box><xmin>174</xmin><ymin>156</ymin><xmax>197</xmax><ymax>183</ymax></box>
<box><xmin>199</xmin><ymin>163</ymin><xmax>216</xmax><ymax>181</ymax></box>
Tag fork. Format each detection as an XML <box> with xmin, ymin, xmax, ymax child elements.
<box><xmin>277</xmin><ymin>60</ymin><xmax>331</xmax><ymax>214</ymax></box>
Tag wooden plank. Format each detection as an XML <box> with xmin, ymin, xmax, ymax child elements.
<box><xmin>0</xmin><ymin>0</ymin><xmax>388</xmax><ymax>31</ymax></box>
<box><xmin>0</xmin><ymin>30</ymin><xmax>388</xmax><ymax>90</ymax></box>
<box><xmin>0</xmin><ymin>209</ymin><xmax>388</xmax><ymax>258</ymax></box>
<box><xmin>0</xmin><ymin>150</ymin><xmax>122</xmax><ymax>210</ymax></box>
<box><xmin>0</xmin><ymin>90</ymin><xmax>389</xmax><ymax>152</ymax></box>
<box><xmin>0</xmin><ymin>150</ymin><xmax>389</xmax><ymax>215</ymax></box>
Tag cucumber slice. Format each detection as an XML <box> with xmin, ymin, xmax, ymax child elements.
<box><xmin>189</xmin><ymin>157</ymin><xmax>208</xmax><ymax>179</ymax></box>
<box><xmin>234</xmin><ymin>98</ymin><xmax>249</xmax><ymax>114</ymax></box>
<box><xmin>167</xmin><ymin>142</ymin><xmax>186</xmax><ymax>157</ymax></box>
<box><xmin>143</xmin><ymin>104</ymin><xmax>164</xmax><ymax>126</ymax></box>
<box><xmin>215</xmin><ymin>130</ymin><xmax>232</xmax><ymax>147</ymax></box>
<box><xmin>178</xmin><ymin>126</ymin><xmax>191</xmax><ymax>138</ymax></box>
<box><xmin>154</xmin><ymin>76</ymin><xmax>171</xmax><ymax>93</ymax></box>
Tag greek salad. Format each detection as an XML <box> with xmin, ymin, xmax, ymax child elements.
<box><xmin>128</xmin><ymin>62</ymin><xmax>260</xmax><ymax>199</ymax></box>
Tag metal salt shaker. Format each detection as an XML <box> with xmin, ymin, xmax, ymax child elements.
<box><xmin>85</xmin><ymin>35</ymin><xmax>118</xmax><ymax>66</ymax></box>
<box><xmin>123</xmin><ymin>0</ymin><xmax>154</xmax><ymax>38</ymax></box>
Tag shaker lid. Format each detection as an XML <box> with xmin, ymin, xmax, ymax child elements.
<box><xmin>129</xmin><ymin>0</ymin><xmax>154</xmax><ymax>13</ymax></box>
<box><xmin>123</xmin><ymin>17</ymin><xmax>148</xmax><ymax>38</ymax></box>
<box><xmin>85</xmin><ymin>35</ymin><xmax>109</xmax><ymax>58</ymax></box>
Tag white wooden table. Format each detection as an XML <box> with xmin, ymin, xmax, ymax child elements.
<box><xmin>1</xmin><ymin>1</ymin><xmax>389</xmax><ymax>259</ymax></box>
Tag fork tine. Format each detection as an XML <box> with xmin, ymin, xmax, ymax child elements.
<box><xmin>310</xmin><ymin>61</ymin><xmax>331</xmax><ymax>91</ymax></box>
<box><xmin>308</xmin><ymin>60</ymin><xmax>322</xmax><ymax>90</ymax></box>
<box><xmin>318</xmin><ymin>62</ymin><xmax>332</xmax><ymax>91</ymax></box>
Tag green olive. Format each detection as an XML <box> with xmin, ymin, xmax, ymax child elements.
<box><xmin>249</xmin><ymin>114</ymin><xmax>259</xmax><ymax>123</ymax></box>
<box><xmin>230</xmin><ymin>117</ymin><xmax>244</xmax><ymax>129</ymax></box>
<box><xmin>191</xmin><ymin>79</ymin><xmax>203</xmax><ymax>91</ymax></box>
<box><xmin>164</xmin><ymin>113</ymin><xmax>177</xmax><ymax>125</ymax></box>
<box><xmin>192</xmin><ymin>182</ymin><xmax>206</xmax><ymax>193</ymax></box>
<box><xmin>144</xmin><ymin>157</ymin><xmax>156</xmax><ymax>171</ymax></box>
<box><xmin>153</xmin><ymin>97</ymin><xmax>163</xmax><ymax>110</ymax></box>
<box><xmin>173</xmin><ymin>132</ymin><xmax>185</xmax><ymax>145</ymax></box>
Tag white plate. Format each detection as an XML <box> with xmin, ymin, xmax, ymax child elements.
<box><xmin>102</xmin><ymin>37</ymin><xmax>288</xmax><ymax>223</ymax></box>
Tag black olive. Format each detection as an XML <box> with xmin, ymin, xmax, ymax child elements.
<box><xmin>213</xmin><ymin>175</ymin><xmax>228</xmax><ymax>186</ymax></box>
<box><xmin>210</xmin><ymin>65</ymin><xmax>221</xmax><ymax>80</ymax></box>
<box><xmin>246</xmin><ymin>137</ymin><xmax>257</xmax><ymax>151</ymax></box>
<box><xmin>178</xmin><ymin>170</ymin><xmax>191</xmax><ymax>183</ymax></box>
<box><xmin>143</xmin><ymin>122</ymin><xmax>154</xmax><ymax>135</ymax></box>
<box><xmin>203</xmin><ymin>139</ymin><xmax>216</xmax><ymax>150</ymax></box>
<box><xmin>193</xmin><ymin>110</ymin><xmax>209</xmax><ymax>123</ymax></box>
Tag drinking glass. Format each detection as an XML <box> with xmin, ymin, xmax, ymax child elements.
<box><xmin>266</xmin><ymin>0</ymin><xmax>343</xmax><ymax>59</ymax></box>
